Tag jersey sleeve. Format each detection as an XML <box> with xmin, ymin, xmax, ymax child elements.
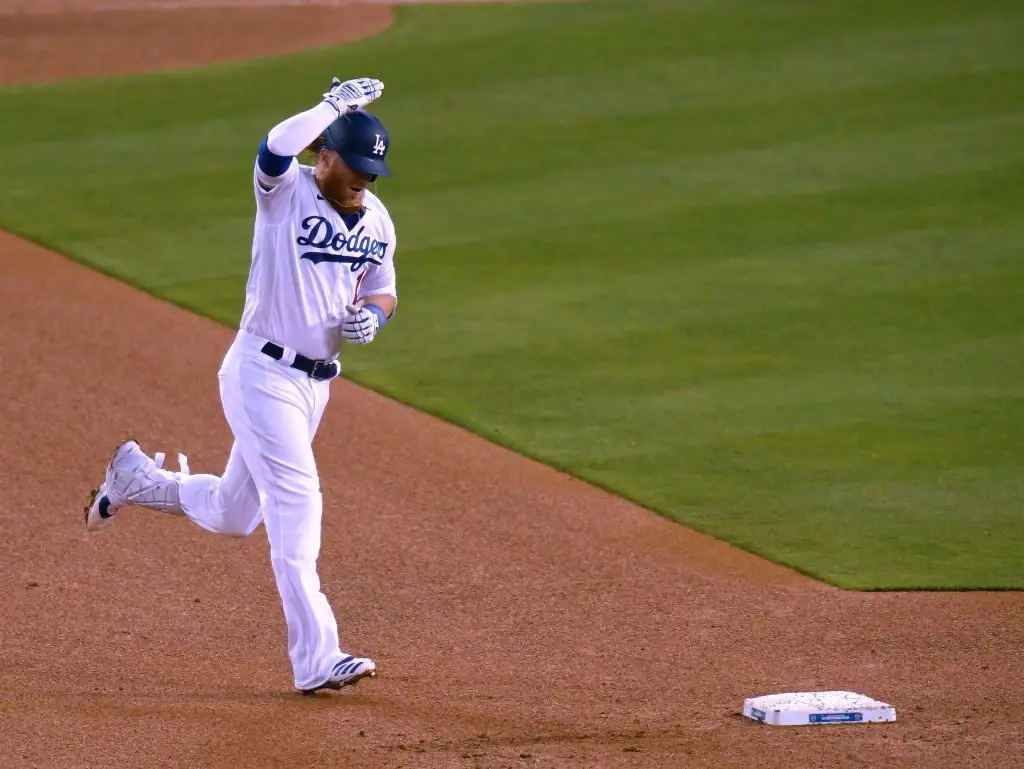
<box><xmin>253</xmin><ymin>102</ymin><xmax>338</xmax><ymax>220</ymax></box>
<box><xmin>253</xmin><ymin>137</ymin><xmax>300</xmax><ymax>221</ymax></box>
<box><xmin>357</xmin><ymin>221</ymin><xmax>397</xmax><ymax>301</ymax></box>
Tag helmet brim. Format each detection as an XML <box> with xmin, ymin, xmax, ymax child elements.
<box><xmin>342</xmin><ymin>152</ymin><xmax>392</xmax><ymax>178</ymax></box>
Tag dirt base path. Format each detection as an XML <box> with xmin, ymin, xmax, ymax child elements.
<box><xmin>1</xmin><ymin>3</ymin><xmax>1022</xmax><ymax>767</ymax></box>
<box><xmin>1</xmin><ymin>1</ymin><xmax>393</xmax><ymax>85</ymax></box>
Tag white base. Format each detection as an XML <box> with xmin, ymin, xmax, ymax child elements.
<box><xmin>742</xmin><ymin>691</ymin><xmax>896</xmax><ymax>726</ymax></box>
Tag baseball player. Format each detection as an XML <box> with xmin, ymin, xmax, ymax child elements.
<box><xmin>84</xmin><ymin>75</ymin><xmax>397</xmax><ymax>694</ymax></box>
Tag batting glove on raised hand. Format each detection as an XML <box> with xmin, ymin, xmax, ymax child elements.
<box><xmin>323</xmin><ymin>76</ymin><xmax>384</xmax><ymax>117</ymax></box>
<box><xmin>341</xmin><ymin>303</ymin><xmax>381</xmax><ymax>345</ymax></box>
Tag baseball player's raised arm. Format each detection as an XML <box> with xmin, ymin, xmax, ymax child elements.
<box><xmin>256</xmin><ymin>102</ymin><xmax>337</xmax><ymax>189</ymax></box>
<box><xmin>255</xmin><ymin>76</ymin><xmax>385</xmax><ymax>195</ymax></box>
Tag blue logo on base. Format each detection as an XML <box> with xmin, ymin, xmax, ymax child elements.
<box><xmin>809</xmin><ymin>712</ymin><xmax>863</xmax><ymax>723</ymax></box>
<box><xmin>750</xmin><ymin>708</ymin><xmax>766</xmax><ymax>722</ymax></box>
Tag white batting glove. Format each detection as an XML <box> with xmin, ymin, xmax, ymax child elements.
<box><xmin>341</xmin><ymin>303</ymin><xmax>380</xmax><ymax>345</ymax></box>
<box><xmin>322</xmin><ymin>76</ymin><xmax>384</xmax><ymax>117</ymax></box>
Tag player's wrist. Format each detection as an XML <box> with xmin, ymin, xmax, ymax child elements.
<box><xmin>364</xmin><ymin>304</ymin><xmax>387</xmax><ymax>329</ymax></box>
<box><xmin>315</xmin><ymin>97</ymin><xmax>344</xmax><ymax>124</ymax></box>
<box><xmin>321</xmin><ymin>94</ymin><xmax>345</xmax><ymax>118</ymax></box>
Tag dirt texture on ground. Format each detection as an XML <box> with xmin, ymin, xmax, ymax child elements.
<box><xmin>0</xmin><ymin>2</ymin><xmax>1021</xmax><ymax>767</ymax></box>
<box><xmin>0</xmin><ymin>0</ymin><xmax>394</xmax><ymax>85</ymax></box>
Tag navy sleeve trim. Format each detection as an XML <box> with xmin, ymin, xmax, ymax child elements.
<box><xmin>257</xmin><ymin>135</ymin><xmax>293</xmax><ymax>178</ymax></box>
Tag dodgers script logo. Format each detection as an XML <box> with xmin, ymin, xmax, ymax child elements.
<box><xmin>297</xmin><ymin>215</ymin><xmax>388</xmax><ymax>271</ymax></box>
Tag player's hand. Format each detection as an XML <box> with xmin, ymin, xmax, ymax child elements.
<box><xmin>341</xmin><ymin>303</ymin><xmax>380</xmax><ymax>345</ymax></box>
<box><xmin>322</xmin><ymin>77</ymin><xmax>384</xmax><ymax>116</ymax></box>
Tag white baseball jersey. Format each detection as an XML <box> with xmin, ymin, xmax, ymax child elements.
<box><xmin>240</xmin><ymin>159</ymin><xmax>397</xmax><ymax>360</ymax></box>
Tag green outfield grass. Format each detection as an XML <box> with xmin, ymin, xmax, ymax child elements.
<box><xmin>1</xmin><ymin>0</ymin><xmax>1022</xmax><ymax>589</ymax></box>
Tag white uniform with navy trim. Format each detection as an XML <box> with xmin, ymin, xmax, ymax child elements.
<box><xmin>174</xmin><ymin>153</ymin><xmax>398</xmax><ymax>691</ymax></box>
<box><xmin>243</xmin><ymin>159</ymin><xmax>397</xmax><ymax>361</ymax></box>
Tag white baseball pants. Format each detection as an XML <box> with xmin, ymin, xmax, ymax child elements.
<box><xmin>177</xmin><ymin>330</ymin><xmax>345</xmax><ymax>690</ymax></box>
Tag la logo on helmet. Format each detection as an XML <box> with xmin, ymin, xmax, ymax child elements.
<box><xmin>372</xmin><ymin>135</ymin><xmax>387</xmax><ymax>156</ymax></box>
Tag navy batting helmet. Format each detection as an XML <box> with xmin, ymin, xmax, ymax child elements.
<box><xmin>321</xmin><ymin>109</ymin><xmax>391</xmax><ymax>178</ymax></box>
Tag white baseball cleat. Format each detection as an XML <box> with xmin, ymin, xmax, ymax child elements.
<box><xmin>84</xmin><ymin>481</ymin><xmax>116</xmax><ymax>531</ymax></box>
<box><xmin>300</xmin><ymin>655</ymin><xmax>377</xmax><ymax>694</ymax></box>
<box><xmin>84</xmin><ymin>439</ymin><xmax>189</xmax><ymax>530</ymax></box>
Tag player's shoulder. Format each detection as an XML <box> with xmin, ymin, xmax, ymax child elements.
<box><xmin>289</xmin><ymin>164</ymin><xmax>326</xmax><ymax>202</ymax></box>
<box><xmin>297</xmin><ymin>164</ymin><xmax>317</xmax><ymax>185</ymax></box>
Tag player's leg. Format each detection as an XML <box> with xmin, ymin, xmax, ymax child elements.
<box><xmin>291</xmin><ymin>382</ymin><xmax>375</xmax><ymax>693</ymax></box>
<box><xmin>84</xmin><ymin>340</ymin><xmax>264</xmax><ymax>536</ymax></box>
<box><xmin>178</xmin><ymin>440</ymin><xmax>262</xmax><ymax>537</ymax></box>
<box><xmin>176</xmin><ymin>341</ymin><xmax>264</xmax><ymax>537</ymax></box>
<box><xmin>220</xmin><ymin>349</ymin><xmax>346</xmax><ymax>691</ymax></box>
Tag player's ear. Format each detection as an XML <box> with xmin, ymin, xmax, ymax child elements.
<box><xmin>304</xmin><ymin>138</ymin><xmax>328</xmax><ymax>162</ymax></box>
<box><xmin>315</xmin><ymin>148</ymin><xmax>335</xmax><ymax>170</ymax></box>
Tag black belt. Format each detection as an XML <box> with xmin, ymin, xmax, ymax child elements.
<box><xmin>261</xmin><ymin>342</ymin><xmax>341</xmax><ymax>381</ymax></box>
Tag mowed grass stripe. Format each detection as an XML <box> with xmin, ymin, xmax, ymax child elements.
<box><xmin>393</xmin><ymin>13</ymin><xmax>1024</xmax><ymax>139</ymax></box>
<box><xmin>9</xmin><ymin>61</ymin><xmax>1022</xmax><ymax>208</ymax></box>
<box><xmin>16</xmin><ymin>118</ymin><xmax>1022</xmax><ymax>289</ymax></box>
<box><xmin>5</xmin><ymin>4</ymin><xmax>1023</xmax><ymax>177</ymax></box>
<box><xmin>398</xmin><ymin>212</ymin><xmax>1024</xmax><ymax>363</ymax></box>
<box><xmin>387</xmin><ymin>113</ymin><xmax>1024</xmax><ymax>251</ymax></box>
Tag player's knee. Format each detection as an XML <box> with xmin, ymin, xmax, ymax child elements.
<box><xmin>269</xmin><ymin>544</ymin><xmax>318</xmax><ymax>577</ymax></box>
<box><xmin>276</xmin><ymin>477</ymin><xmax>322</xmax><ymax>509</ymax></box>
<box><xmin>225</xmin><ymin>517</ymin><xmax>261</xmax><ymax>538</ymax></box>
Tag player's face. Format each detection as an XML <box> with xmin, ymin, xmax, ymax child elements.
<box><xmin>316</xmin><ymin>149</ymin><xmax>376</xmax><ymax>205</ymax></box>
